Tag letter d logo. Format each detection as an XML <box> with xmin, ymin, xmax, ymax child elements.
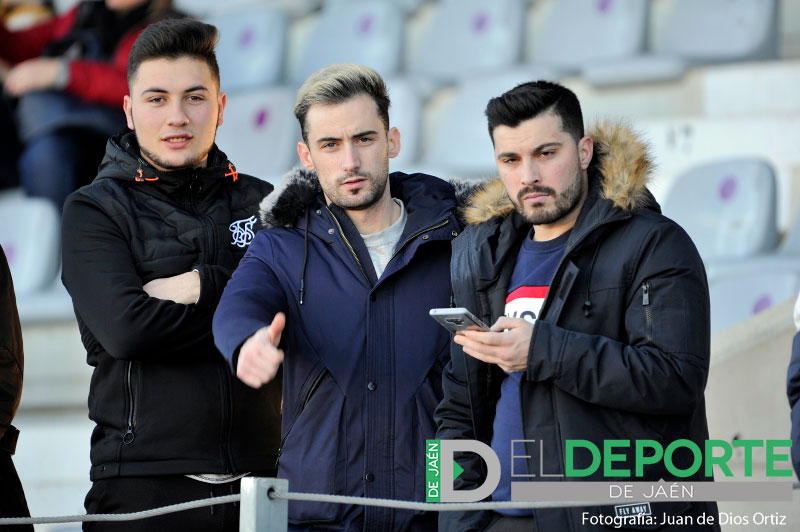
<box><xmin>440</xmin><ymin>440</ymin><xmax>501</xmax><ymax>502</ymax></box>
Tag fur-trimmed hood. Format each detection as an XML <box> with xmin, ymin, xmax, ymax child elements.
<box><xmin>461</xmin><ymin>120</ymin><xmax>655</xmax><ymax>225</ymax></box>
<box><xmin>259</xmin><ymin>168</ymin><xmax>477</xmax><ymax>229</ymax></box>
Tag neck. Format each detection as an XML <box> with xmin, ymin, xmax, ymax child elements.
<box><xmin>531</xmin><ymin>215</ymin><xmax>577</xmax><ymax>242</ymax></box>
<box><xmin>346</xmin><ymin>192</ymin><xmax>400</xmax><ymax>235</ymax></box>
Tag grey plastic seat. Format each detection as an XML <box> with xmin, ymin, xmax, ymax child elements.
<box><xmin>207</xmin><ymin>7</ymin><xmax>287</xmax><ymax>92</ymax></box>
<box><xmin>661</xmin><ymin>158</ymin><xmax>778</xmax><ymax>261</ymax></box>
<box><xmin>407</xmin><ymin>0</ymin><xmax>525</xmax><ymax>83</ymax></box>
<box><xmin>288</xmin><ymin>0</ymin><xmax>404</xmax><ymax>85</ymax></box>
<box><xmin>526</xmin><ymin>0</ymin><xmax>647</xmax><ymax>73</ymax></box>
<box><xmin>0</xmin><ymin>190</ymin><xmax>60</xmax><ymax>295</ymax></box>
<box><xmin>214</xmin><ymin>86</ymin><xmax>300</xmax><ymax>185</ymax></box>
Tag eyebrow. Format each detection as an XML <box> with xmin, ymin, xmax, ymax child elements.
<box><xmin>496</xmin><ymin>142</ymin><xmax>563</xmax><ymax>160</ymax></box>
<box><xmin>315</xmin><ymin>130</ymin><xmax>378</xmax><ymax>144</ymax></box>
<box><xmin>140</xmin><ymin>85</ymin><xmax>209</xmax><ymax>96</ymax></box>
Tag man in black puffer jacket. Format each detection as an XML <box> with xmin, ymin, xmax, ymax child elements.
<box><xmin>61</xmin><ymin>19</ymin><xmax>279</xmax><ymax>532</ymax></box>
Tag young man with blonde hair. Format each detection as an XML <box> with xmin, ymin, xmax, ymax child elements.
<box><xmin>214</xmin><ymin>63</ymin><xmax>466</xmax><ymax>531</ymax></box>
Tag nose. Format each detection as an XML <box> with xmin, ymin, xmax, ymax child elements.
<box><xmin>519</xmin><ymin>158</ymin><xmax>540</xmax><ymax>186</ymax></box>
<box><xmin>166</xmin><ymin>100</ymin><xmax>189</xmax><ymax>127</ymax></box>
<box><xmin>341</xmin><ymin>141</ymin><xmax>360</xmax><ymax>173</ymax></box>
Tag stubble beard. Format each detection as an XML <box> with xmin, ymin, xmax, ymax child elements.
<box><xmin>327</xmin><ymin>158</ymin><xmax>390</xmax><ymax>212</ymax></box>
<box><xmin>515</xmin><ymin>166</ymin><xmax>585</xmax><ymax>225</ymax></box>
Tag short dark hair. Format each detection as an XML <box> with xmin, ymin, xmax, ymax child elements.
<box><xmin>485</xmin><ymin>80</ymin><xmax>584</xmax><ymax>144</ymax></box>
<box><xmin>127</xmin><ymin>18</ymin><xmax>220</xmax><ymax>88</ymax></box>
<box><xmin>294</xmin><ymin>64</ymin><xmax>391</xmax><ymax>143</ymax></box>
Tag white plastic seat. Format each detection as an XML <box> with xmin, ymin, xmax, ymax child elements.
<box><xmin>661</xmin><ymin>158</ymin><xmax>778</xmax><ymax>261</ymax></box>
<box><xmin>214</xmin><ymin>86</ymin><xmax>300</xmax><ymax>185</ymax></box>
<box><xmin>407</xmin><ymin>0</ymin><xmax>525</xmax><ymax>83</ymax></box>
<box><xmin>386</xmin><ymin>78</ymin><xmax>422</xmax><ymax>168</ymax></box>
<box><xmin>708</xmin><ymin>260</ymin><xmax>799</xmax><ymax>334</ymax></box>
<box><xmin>207</xmin><ymin>7</ymin><xmax>287</xmax><ymax>92</ymax></box>
<box><xmin>0</xmin><ymin>191</ymin><xmax>61</xmax><ymax>295</ymax></box>
<box><xmin>422</xmin><ymin>70</ymin><xmax>557</xmax><ymax>177</ymax></box>
<box><xmin>526</xmin><ymin>0</ymin><xmax>647</xmax><ymax>73</ymax></box>
<box><xmin>288</xmin><ymin>0</ymin><xmax>404</xmax><ymax>85</ymax></box>
<box><xmin>582</xmin><ymin>0</ymin><xmax>777</xmax><ymax>87</ymax></box>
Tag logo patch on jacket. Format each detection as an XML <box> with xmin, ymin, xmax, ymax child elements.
<box><xmin>229</xmin><ymin>215</ymin><xmax>257</xmax><ymax>248</ymax></box>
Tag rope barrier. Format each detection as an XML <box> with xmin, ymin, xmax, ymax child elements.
<box><xmin>1</xmin><ymin>482</ymin><xmax>798</xmax><ymax>526</ymax></box>
<box><xmin>0</xmin><ymin>494</ymin><xmax>240</xmax><ymax>525</ymax></box>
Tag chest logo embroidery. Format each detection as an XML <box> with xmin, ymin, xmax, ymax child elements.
<box><xmin>229</xmin><ymin>215</ymin><xmax>257</xmax><ymax>248</ymax></box>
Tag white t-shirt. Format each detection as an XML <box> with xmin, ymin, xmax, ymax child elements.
<box><xmin>360</xmin><ymin>198</ymin><xmax>407</xmax><ymax>279</ymax></box>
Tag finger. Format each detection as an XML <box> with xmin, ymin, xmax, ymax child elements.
<box><xmin>490</xmin><ymin>316</ymin><xmax>527</xmax><ymax>332</ymax></box>
<box><xmin>459</xmin><ymin>329</ymin><xmax>508</xmax><ymax>346</ymax></box>
<box><xmin>455</xmin><ymin>334</ymin><xmax>504</xmax><ymax>360</ymax></box>
<box><xmin>267</xmin><ymin>312</ymin><xmax>285</xmax><ymax>345</ymax></box>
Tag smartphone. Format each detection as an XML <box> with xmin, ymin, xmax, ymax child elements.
<box><xmin>429</xmin><ymin>307</ymin><xmax>490</xmax><ymax>333</ymax></box>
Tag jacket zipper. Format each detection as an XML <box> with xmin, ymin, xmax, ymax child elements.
<box><xmin>642</xmin><ymin>281</ymin><xmax>653</xmax><ymax>342</ymax></box>
<box><xmin>325</xmin><ymin>206</ymin><xmax>370</xmax><ymax>284</ymax></box>
<box><xmin>274</xmin><ymin>367</ymin><xmax>329</xmax><ymax>469</ymax></box>
<box><xmin>123</xmin><ymin>361</ymin><xmax>136</xmax><ymax>444</ymax></box>
<box><xmin>386</xmin><ymin>219</ymin><xmax>449</xmax><ymax>265</ymax></box>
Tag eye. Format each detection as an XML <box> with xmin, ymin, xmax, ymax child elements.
<box><xmin>539</xmin><ymin>150</ymin><xmax>555</xmax><ymax>159</ymax></box>
<box><xmin>322</xmin><ymin>141</ymin><xmax>337</xmax><ymax>149</ymax></box>
<box><xmin>187</xmin><ymin>94</ymin><xmax>205</xmax><ymax>102</ymax></box>
<box><xmin>148</xmin><ymin>96</ymin><xmax>165</xmax><ymax>103</ymax></box>
<box><xmin>357</xmin><ymin>136</ymin><xmax>373</xmax><ymax>144</ymax></box>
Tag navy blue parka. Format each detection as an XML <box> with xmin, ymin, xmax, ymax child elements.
<box><xmin>214</xmin><ymin>169</ymin><xmax>466</xmax><ymax>531</ymax></box>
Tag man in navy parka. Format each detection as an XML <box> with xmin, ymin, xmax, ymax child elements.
<box><xmin>213</xmin><ymin>64</ymin><xmax>467</xmax><ymax>531</ymax></box>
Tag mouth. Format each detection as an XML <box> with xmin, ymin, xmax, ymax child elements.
<box><xmin>523</xmin><ymin>193</ymin><xmax>548</xmax><ymax>202</ymax></box>
<box><xmin>341</xmin><ymin>177</ymin><xmax>367</xmax><ymax>189</ymax></box>
<box><xmin>162</xmin><ymin>134</ymin><xmax>193</xmax><ymax>148</ymax></box>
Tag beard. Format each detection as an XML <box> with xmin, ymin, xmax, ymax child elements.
<box><xmin>324</xmin><ymin>159</ymin><xmax>390</xmax><ymax>211</ymax></box>
<box><xmin>138</xmin><ymin>138</ymin><xmax>214</xmax><ymax>172</ymax></box>
<box><xmin>514</xmin><ymin>166</ymin><xmax>585</xmax><ymax>225</ymax></box>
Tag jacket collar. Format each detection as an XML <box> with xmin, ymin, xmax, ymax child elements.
<box><xmin>95</xmin><ymin>131</ymin><xmax>240</xmax><ymax>195</ymax></box>
<box><xmin>259</xmin><ymin>167</ymin><xmax>475</xmax><ymax>237</ymax></box>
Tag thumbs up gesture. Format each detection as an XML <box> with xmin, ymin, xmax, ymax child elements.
<box><xmin>236</xmin><ymin>312</ymin><xmax>285</xmax><ymax>388</ymax></box>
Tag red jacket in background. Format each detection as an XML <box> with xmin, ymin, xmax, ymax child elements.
<box><xmin>0</xmin><ymin>6</ymin><xmax>147</xmax><ymax>107</ymax></box>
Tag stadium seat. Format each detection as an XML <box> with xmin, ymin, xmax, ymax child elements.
<box><xmin>386</xmin><ymin>78</ymin><xmax>423</xmax><ymax>168</ymax></box>
<box><xmin>407</xmin><ymin>0</ymin><xmax>525</xmax><ymax>82</ymax></box>
<box><xmin>214</xmin><ymin>86</ymin><xmax>300</xmax><ymax>185</ymax></box>
<box><xmin>708</xmin><ymin>261</ymin><xmax>799</xmax><ymax>335</ymax></box>
<box><xmin>582</xmin><ymin>0</ymin><xmax>778</xmax><ymax>86</ymax></box>
<box><xmin>207</xmin><ymin>6</ymin><xmax>287</xmax><ymax>92</ymax></box>
<box><xmin>661</xmin><ymin>158</ymin><xmax>778</xmax><ymax>261</ymax></box>
<box><xmin>422</xmin><ymin>70</ymin><xmax>556</xmax><ymax>177</ymax></box>
<box><xmin>526</xmin><ymin>0</ymin><xmax>647</xmax><ymax>73</ymax></box>
<box><xmin>288</xmin><ymin>0</ymin><xmax>405</xmax><ymax>85</ymax></box>
<box><xmin>0</xmin><ymin>191</ymin><xmax>60</xmax><ymax>295</ymax></box>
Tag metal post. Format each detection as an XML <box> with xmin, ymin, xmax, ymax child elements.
<box><xmin>239</xmin><ymin>477</ymin><xmax>288</xmax><ymax>532</ymax></box>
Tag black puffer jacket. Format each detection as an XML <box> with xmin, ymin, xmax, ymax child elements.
<box><xmin>436</xmin><ymin>122</ymin><xmax>719</xmax><ymax>532</ymax></box>
<box><xmin>62</xmin><ymin>132</ymin><xmax>280</xmax><ymax>480</ymax></box>
<box><xmin>0</xmin><ymin>244</ymin><xmax>23</xmax><ymax>455</ymax></box>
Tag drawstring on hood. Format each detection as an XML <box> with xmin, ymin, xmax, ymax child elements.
<box><xmin>300</xmin><ymin>208</ymin><xmax>310</xmax><ymax>305</ymax></box>
<box><xmin>583</xmin><ymin>241</ymin><xmax>602</xmax><ymax>318</ymax></box>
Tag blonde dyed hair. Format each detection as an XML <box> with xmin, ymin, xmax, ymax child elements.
<box><xmin>294</xmin><ymin>63</ymin><xmax>390</xmax><ymax>142</ymax></box>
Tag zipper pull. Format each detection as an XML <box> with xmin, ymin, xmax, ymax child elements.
<box><xmin>123</xmin><ymin>427</ymin><xmax>135</xmax><ymax>444</ymax></box>
<box><xmin>642</xmin><ymin>282</ymin><xmax>650</xmax><ymax>306</ymax></box>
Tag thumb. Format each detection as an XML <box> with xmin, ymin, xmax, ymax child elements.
<box><xmin>267</xmin><ymin>312</ymin><xmax>286</xmax><ymax>346</ymax></box>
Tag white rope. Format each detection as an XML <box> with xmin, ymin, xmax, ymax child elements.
<box><xmin>270</xmin><ymin>491</ymin><xmax>610</xmax><ymax>511</ymax></box>
<box><xmin>0</xmin><ymin>494</ymin><xmax>240</xmax><ymax>525</ymax></box>
<box><xmin>1</xmin><ymin>483</ymin><xmax>798</xmax><ymax>526</ymax></box>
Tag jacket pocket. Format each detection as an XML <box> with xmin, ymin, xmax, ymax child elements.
<box><xmin>278</xmin><ymin>370</ymin><xmax>347</xmax><ymax>525</ymax></box>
